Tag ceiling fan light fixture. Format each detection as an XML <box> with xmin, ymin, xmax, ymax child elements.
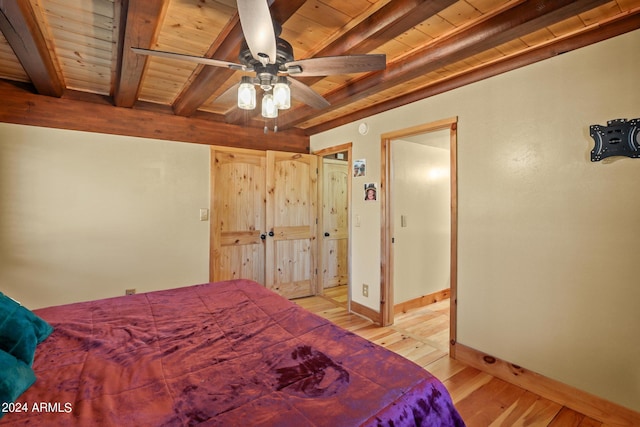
<box><xmin>273</xmin><ymin>77</ymin><xmax>290</xmax><ymax>110</ymax></box>
<box><xmin>261</xmin><ymin>93</ymin><xmax>278</xmax><ymax>118</ymax></box>
<box><xmin>237</xmin><ymin>76</ymin><xmax>256</xmax><ymax>110</ymax></box>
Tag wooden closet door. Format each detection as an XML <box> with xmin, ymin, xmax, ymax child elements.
<box><xmin>210</xmin><ymin>147</ymin><xmax>266</xmax><ymax>284</ymax></box>
<box><xmin>265</xmin><ymin>151</ymin><xmax>318</xmax><ymax>299</ymax></box>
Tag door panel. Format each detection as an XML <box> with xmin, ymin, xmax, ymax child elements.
<box><xmin>322</xmin><ymin>159</ymin><xmax>349</xmax><ymax>288</ymax></box>
<box><xmin>210</xmin><ymin>148</ymin><xmax>266</xmax><ymax>284</ymax></box>
<box><xmin>266</xmin><ymin>151</ymin><xmax>318</xmax><ymax>298</ymax></box>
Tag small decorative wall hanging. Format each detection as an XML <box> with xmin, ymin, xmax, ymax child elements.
<box><xmin>589</xmin><ymin>118</ymin><xmax>639</xmax><ymax>161</ymax></box>
<box><xmin>364</xmin><ymin>183</ymin><xmax>377</xmax><ymax>201</ymax></box>
<box><xmin>354</xmin><ymin>159</ymin><xmax>366</xmax><ymax>177</ymax></box>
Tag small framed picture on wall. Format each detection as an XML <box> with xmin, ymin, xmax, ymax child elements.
<box><xmin>364</xmin><ymin>183</ymin><xmax>377</xmax><ymax>201</ymax></box>
<box><xmin>353</xmin><ymin>159</ymin><xmax>366</xmax><ymax>177</ymax></box>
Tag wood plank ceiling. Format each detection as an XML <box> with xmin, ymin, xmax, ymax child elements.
<box><xmin>1</xmin><ymin>0</ymin><xmax>639</xmax><ymax>152</ymax></box>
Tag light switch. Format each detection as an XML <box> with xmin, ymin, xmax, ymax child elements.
<box><xmin>355</xmin><ymin>214</ymin><xmax>361</xmax><ymax>227</ymax></box>
<box><xmin>199</xmin><ymin>208</ymin><xmax>209</xmax><ymax>221</ymax></box>
<box><xmin>401</xmin><ymin>215</ymin><xmax>407</xmax><ymax>227</ymax></box>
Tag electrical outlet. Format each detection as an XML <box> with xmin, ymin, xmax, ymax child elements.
<box><xmin>125</xmin><ymin>289</ymin><xmax>136</xmax><ymax>295</ymax></box>
<box><xmin>362</xmin><ymin>284</ymin><xmax>369</xmax><ymax>297</ymax></box>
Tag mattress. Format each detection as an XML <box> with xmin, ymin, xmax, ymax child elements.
<box><xmin>2</xmin><ymin>279</ymin><xmax>464</xmax><ymax>426</ymax></box>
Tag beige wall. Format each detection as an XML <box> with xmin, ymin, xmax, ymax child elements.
<box><xmin>392</xmin><ymin>137</ymin><xmax>450</xmax><ymax>304</ymax></box>
<box><xmin>311</xmin><ymin>30</ymin><xmax>640</xmax><ymax>412</ymax></box>
<box><xmin>0</xmin><ymin>124</ymin><xmax>210</xmax><ymax>308</ymax></box>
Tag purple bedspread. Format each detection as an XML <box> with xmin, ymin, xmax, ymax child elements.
<box><xmin>3</xmin><ymin>280</ymin><xmax>464</xmax><ymax>426</ymax></box>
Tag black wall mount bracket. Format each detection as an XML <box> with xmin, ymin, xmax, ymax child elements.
<box><xmin>590</xmin><ymin>118</ymin><xmax>639</xmax><ymax>162</ymax></box>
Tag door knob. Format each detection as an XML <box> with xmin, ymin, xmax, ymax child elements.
<box><xmin>268</xmin><ymin>231</ymin><xmax>274</xmax><ymax>237</ymax></box>
<box><xmin>324</xmin><ymin>232</ymin><xmax>330</xmax><ymax>237</ymax></box>
<box><xmin>260</xmin><ymin>233</ymin><xmax>266</xmax><ymax>240</ymax></box>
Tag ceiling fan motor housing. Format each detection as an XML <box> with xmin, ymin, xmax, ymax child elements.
<box><xmin>239</xmin><ymin>37</ymin><xmax>294</xmax><ymax>71</ymax></box>
<box><xmin>256</xmin><ymin>64</ymin><xmax>280</xmax><ymax>90</ymax></box>
<box><xmin>239</xmin><ymin>34</ymin><xmax>295</xmax><ymax>91</ymax></box>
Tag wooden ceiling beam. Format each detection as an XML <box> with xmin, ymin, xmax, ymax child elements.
<box><xmin>225</xmin><ymin>0</ymin><xmax>457</xmax><ymax>126</ymax></box>
<box><xmin>172</xmin><ymin>0</ymin><xmax>306</xmax><ymax>118</ymax></box>
<box><xmin>277</xmin><ymin>0</ymin><xmax>611</xmax><ymax>129</ymax></box>
<box><xmin>113</xmin><ymin>0</ymin><xmax>167</xmax><ymax>107</ymax></box>
<box><xmin>0</xmin><ymin>80</ymin><xmax>309</xmax><ymax>152</ymax></box>
<box><xmin>0</xmin><ymin>0</ymin><xmax>63</xmax><ymax>97</ymax></box>
<box><xmin>314</xmin><ymin>0</ymin><xmax>458</xmax><ymax>57</ymax></box>
<box><xmin>306</xmin><ymin>10</ymin><xmax>640</xmax><ymax>135</ymax></box>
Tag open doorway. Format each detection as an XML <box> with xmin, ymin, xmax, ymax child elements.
<box><xmin>380</xmin><ymin>117</ymin><xmax>458</xmax><ymax>357</ymax></box>
<box><xmin>392</xmin><ymin>130</ymin><xmax>451</xmax><ymax>307</ymax></box>
<box><xmin>314</xmin><ymin>143</ymin><xmax>352</xmax><ymax>309</ymax></box>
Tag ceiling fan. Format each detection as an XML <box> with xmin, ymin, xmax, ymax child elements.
<box><xmin>132</xmin><ymin>0</ymin><xmax>386</xmax><ymax>120</ymax></box>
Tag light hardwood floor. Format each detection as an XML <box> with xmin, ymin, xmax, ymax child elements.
<box><xmin>297</xmin><ymin>286</ymin><xmax>603</xmax><ymax>427</ymax></box>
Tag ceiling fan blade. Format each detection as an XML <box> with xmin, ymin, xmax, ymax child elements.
<box><xmin>236</xmin><ymin>0</ymin><xmax>276</xmax><ymax>65</ymax></box>
<box><xmin>285</xmin><ymin>54</ymin><xmax>386</xmax><ymax>77</ymax></box>
<box><xmin>131</xmin><ymin>47</ymin><xmax>247</xmax><ymax>71</ymax></box>
<box><xmin>287</xmin><ymin>78</ymin><xmax>330</xmax><ymax>110</ymax></box>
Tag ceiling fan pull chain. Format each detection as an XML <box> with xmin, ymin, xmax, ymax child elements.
<box><xmin>263</xmin><ymin>118</ymin><xmax>278</xmax><ymax>134</ymax></box>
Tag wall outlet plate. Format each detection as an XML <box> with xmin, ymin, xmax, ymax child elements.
<box><xmin>362</xmin><ymin>284</ymin><xmax>369</xmax><ymax>297</ymax></box>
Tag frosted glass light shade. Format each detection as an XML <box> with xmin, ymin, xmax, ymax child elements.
<box><xmin>237</xmin><ymin>77</ymin><xmax>256</xmax><ymax>110</ymax></box>
<box><xmin>261</xmin><ymin>93</ymin><xmax>278</xmax><ymax>118</ymax></box>
<box><xmin>273</xmin><ymin>77</ymin><xmax>290</xmax><ymax>110</ymax></box>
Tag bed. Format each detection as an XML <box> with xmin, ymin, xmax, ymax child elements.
<box><xmin>1</xmin><ymin>279</ymin><xmax>465</xmax><ymax>426</ymax></box>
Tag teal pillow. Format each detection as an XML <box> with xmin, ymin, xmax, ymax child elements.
<box><xmin>0</xmin><ymin>293</ymin><xmax>53</xmax><ymax>366</ymax></box>
<box><xmin>0</xmin><ymin>349</ymin><xmax>36</xmax><ymax>419</ymax></box>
